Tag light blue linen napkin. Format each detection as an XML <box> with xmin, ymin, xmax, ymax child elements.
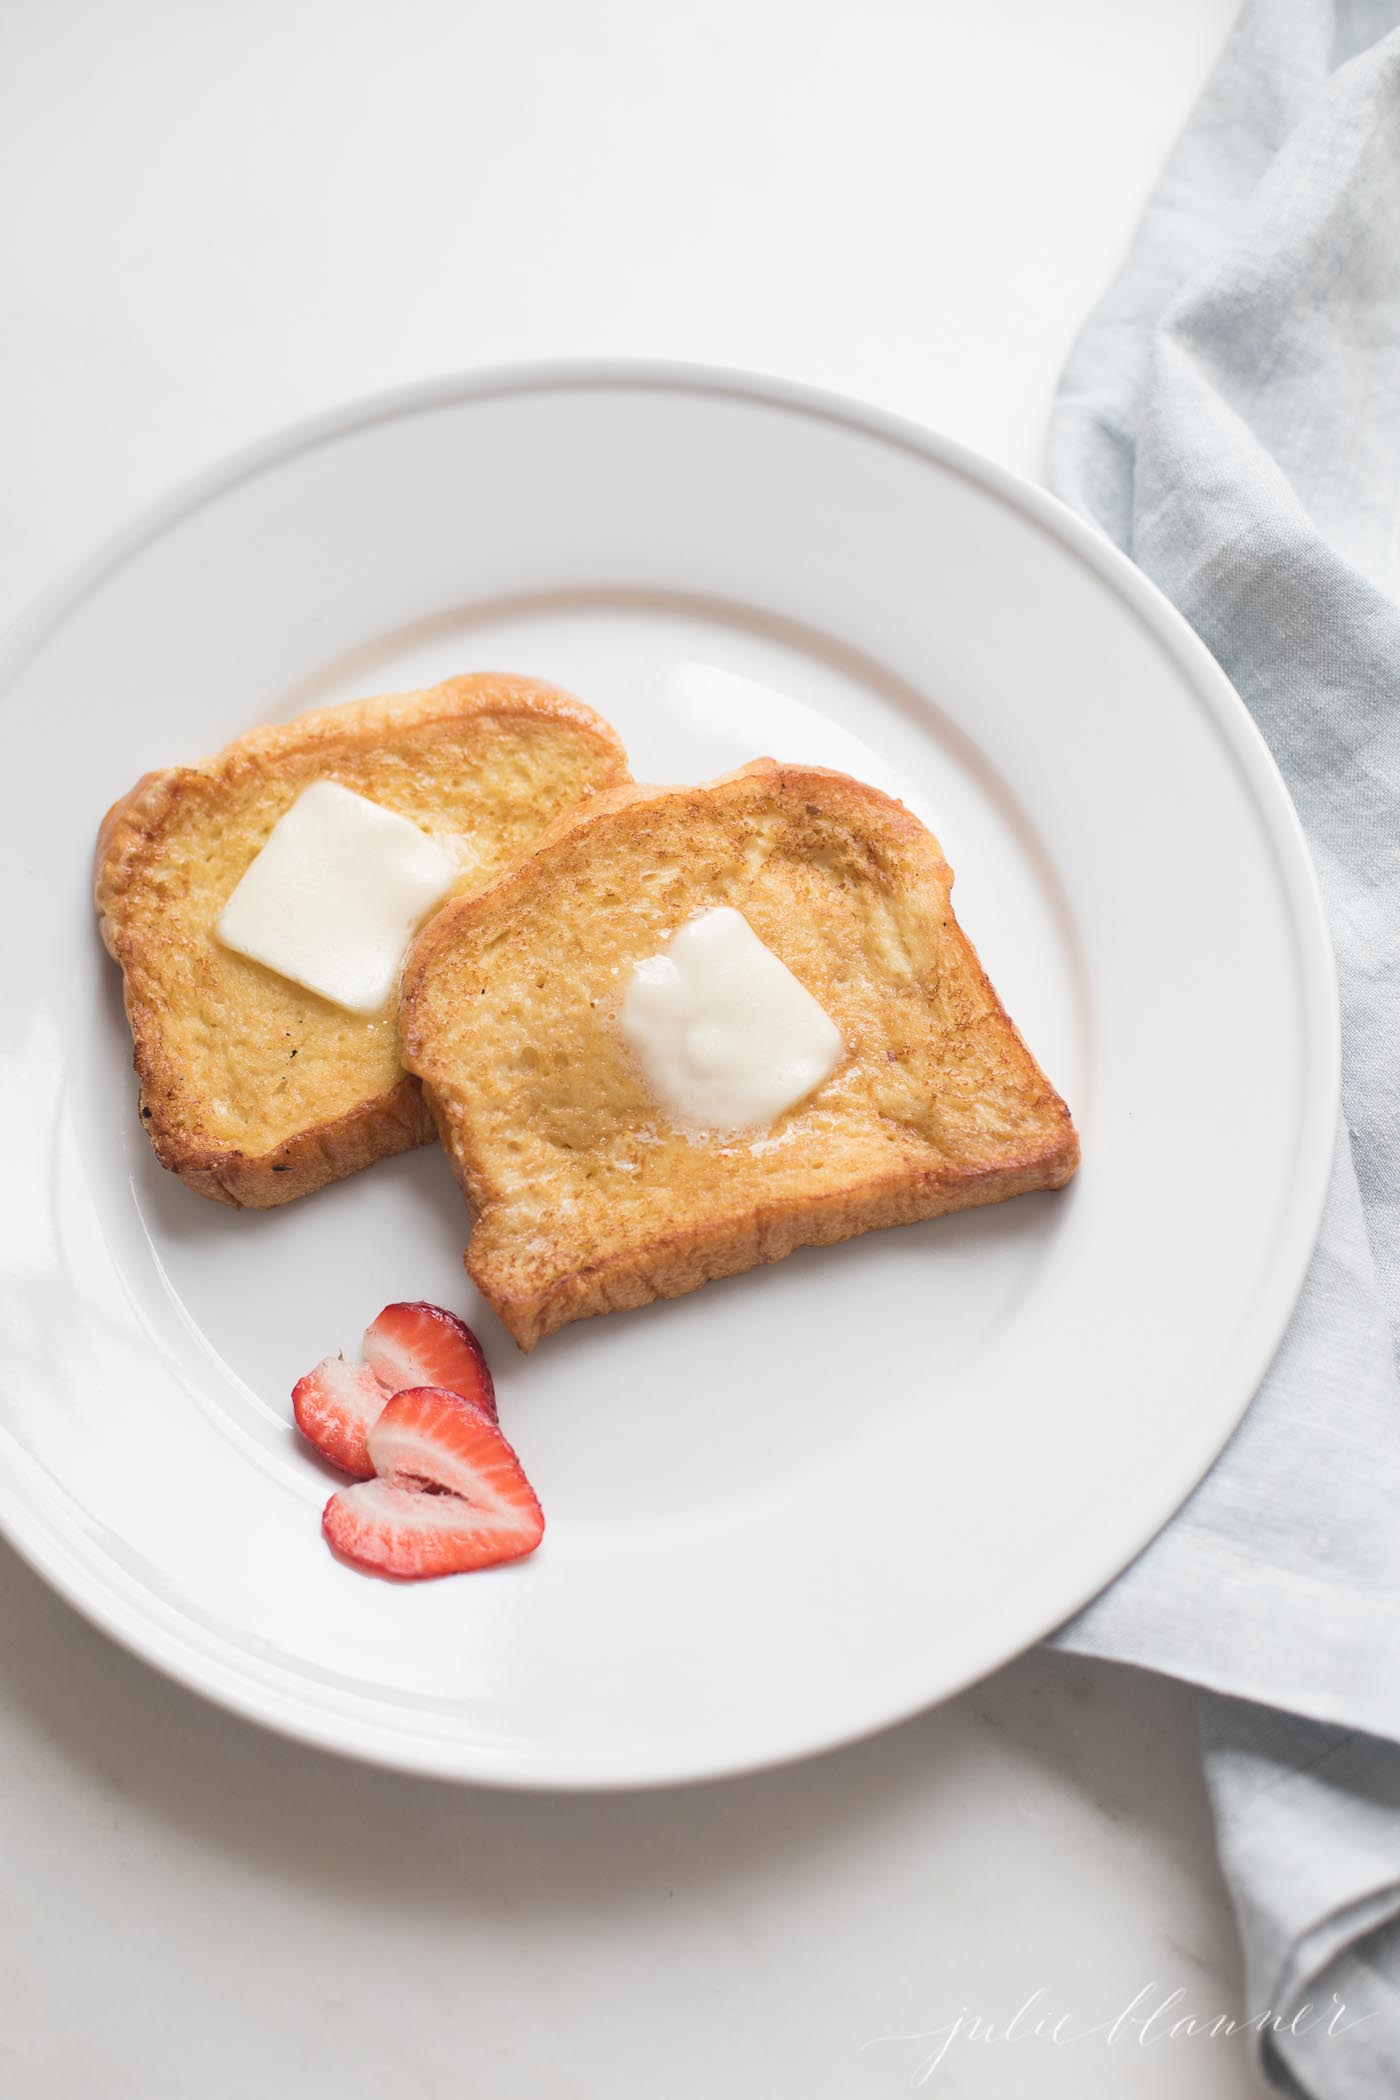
<box><xmin>1046</xmin><ymin>3</ymin><xmax>1400</xmax><ymax>2091</ymax></box>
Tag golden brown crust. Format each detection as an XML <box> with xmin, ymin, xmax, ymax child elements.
<box><xmin>401</xmin><ymin>760</ymin><xmax>1079</xmax><ymax>1348</ymax></box>
<box><xmin>143</xmin><ymin>1076</ymin><xmax>436</xmax><ymax>1210</ymax></box>
<box><xmin>95</xmin><ymin>673</ymin><xmax>630</xmax><ymax>1209</ymax></box>
<box><xmin>478</xmin><ymin>1153</ymin><xmax>1075</xmax><ymax>1350</ymax></box>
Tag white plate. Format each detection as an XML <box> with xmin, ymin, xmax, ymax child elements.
<box><xmin>0</xmin><ymin>365</ymin><xmax>1336</xmax><ymax>1788</ymax></box>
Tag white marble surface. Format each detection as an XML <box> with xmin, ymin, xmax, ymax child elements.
<box><xmin>0</xmin><ymin>3</ymin><xmax>1270</xmax><ymax>2094</ymax></box>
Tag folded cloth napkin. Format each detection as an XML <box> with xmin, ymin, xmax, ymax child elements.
<box><xmin>1046</xmin><ymin>2</ymin><xmax>1400</xmax><ymax>2091</ymax></box>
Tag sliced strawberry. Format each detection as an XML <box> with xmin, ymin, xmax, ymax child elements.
<box><xmin>323</xmin><ymin>1477</ymin><xmax>538</xmax><ymax>1580</ymax></box>
<box><xmin>368</xmin><ymin>1386</ymin><xmax>536</xmax><ymax>1511</ymax></box>
<box><xmin>323</xmin><ymin>1386</ymin><xmax>544</xmax><ymax>1579</ymax></box>
<box><xmin>362</xmin><ymin>1303</ymin><xmax>497</xmax><ymax>1422</ymax></box>
<box><xmin>292</xmin><ymin>1355</ymin><xmax>386</xmax><ymax>1479</ymax></box>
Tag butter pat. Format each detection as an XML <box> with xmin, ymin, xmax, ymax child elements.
<box><xmin>621</xmin><ymin>907</ymin><xmax>844</xmax><ymax>1131</ymax></box>
<box><xmin>216</xmin><ymin>780</ymin><xmax>455</xmax><ymax>1014</ymax></box>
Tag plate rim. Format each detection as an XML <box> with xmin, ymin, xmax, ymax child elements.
<box><xmin>0</xmin><ymin>358</ymin><xmax>1341</xmax><ymax>1788</ymax></box>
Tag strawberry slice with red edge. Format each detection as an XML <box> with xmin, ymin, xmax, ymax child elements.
<box><xmin>362</xmin><ymin>1302</ymin><xmax>498</xmax><ymax>1424</ymax></box>
<box><xmin>291</xmin><ymin>1356</ymin><xmax>386</xmax><ymax>1480</ymax></box>
<box><xmin>293</xmin><ymin>1301</ymin><xmax>497</xmax><ymax>1474</ymax></box>
<box><xmin>323</xmin><ymin>1385</ymin><xmax>544</xmax><ymax>1579</ymax></box>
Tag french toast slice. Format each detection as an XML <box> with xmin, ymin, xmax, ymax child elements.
<box><xmin>96</xmin><ymin>674</ymin><xmax>629</xmax><ymax>1207</ymax></box>
<box><xmin>400</xmin><ymin>760</ymin><xmax>1079</xmax><ymax>1349</ymax></box>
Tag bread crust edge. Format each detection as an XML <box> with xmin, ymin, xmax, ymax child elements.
<box><xmin>470</xmin><ymin>1138</ymin><xmax>1079</xmax><ymax>1351</ymax></box>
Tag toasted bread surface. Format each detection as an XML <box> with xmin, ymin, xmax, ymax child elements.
<box><xmin>400</xmin><ymin>761</ymin><xmax>1078</xmax><ymax>1348</ymax></box>
<box><xmin>96</xmin><ymin>674</ymin><xmax>629</xmax><ymax>1206</ymax></box>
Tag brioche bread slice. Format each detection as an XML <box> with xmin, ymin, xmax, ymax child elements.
<box><xmin>96</xmin><ymin>674</ymin><xmax>629</xmax><ymax>1208</ymax></box>
<box><xmin>401</xmin><ymin>760</ymin><xmax>1078</xmax><ymax>1348</ymax></box>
